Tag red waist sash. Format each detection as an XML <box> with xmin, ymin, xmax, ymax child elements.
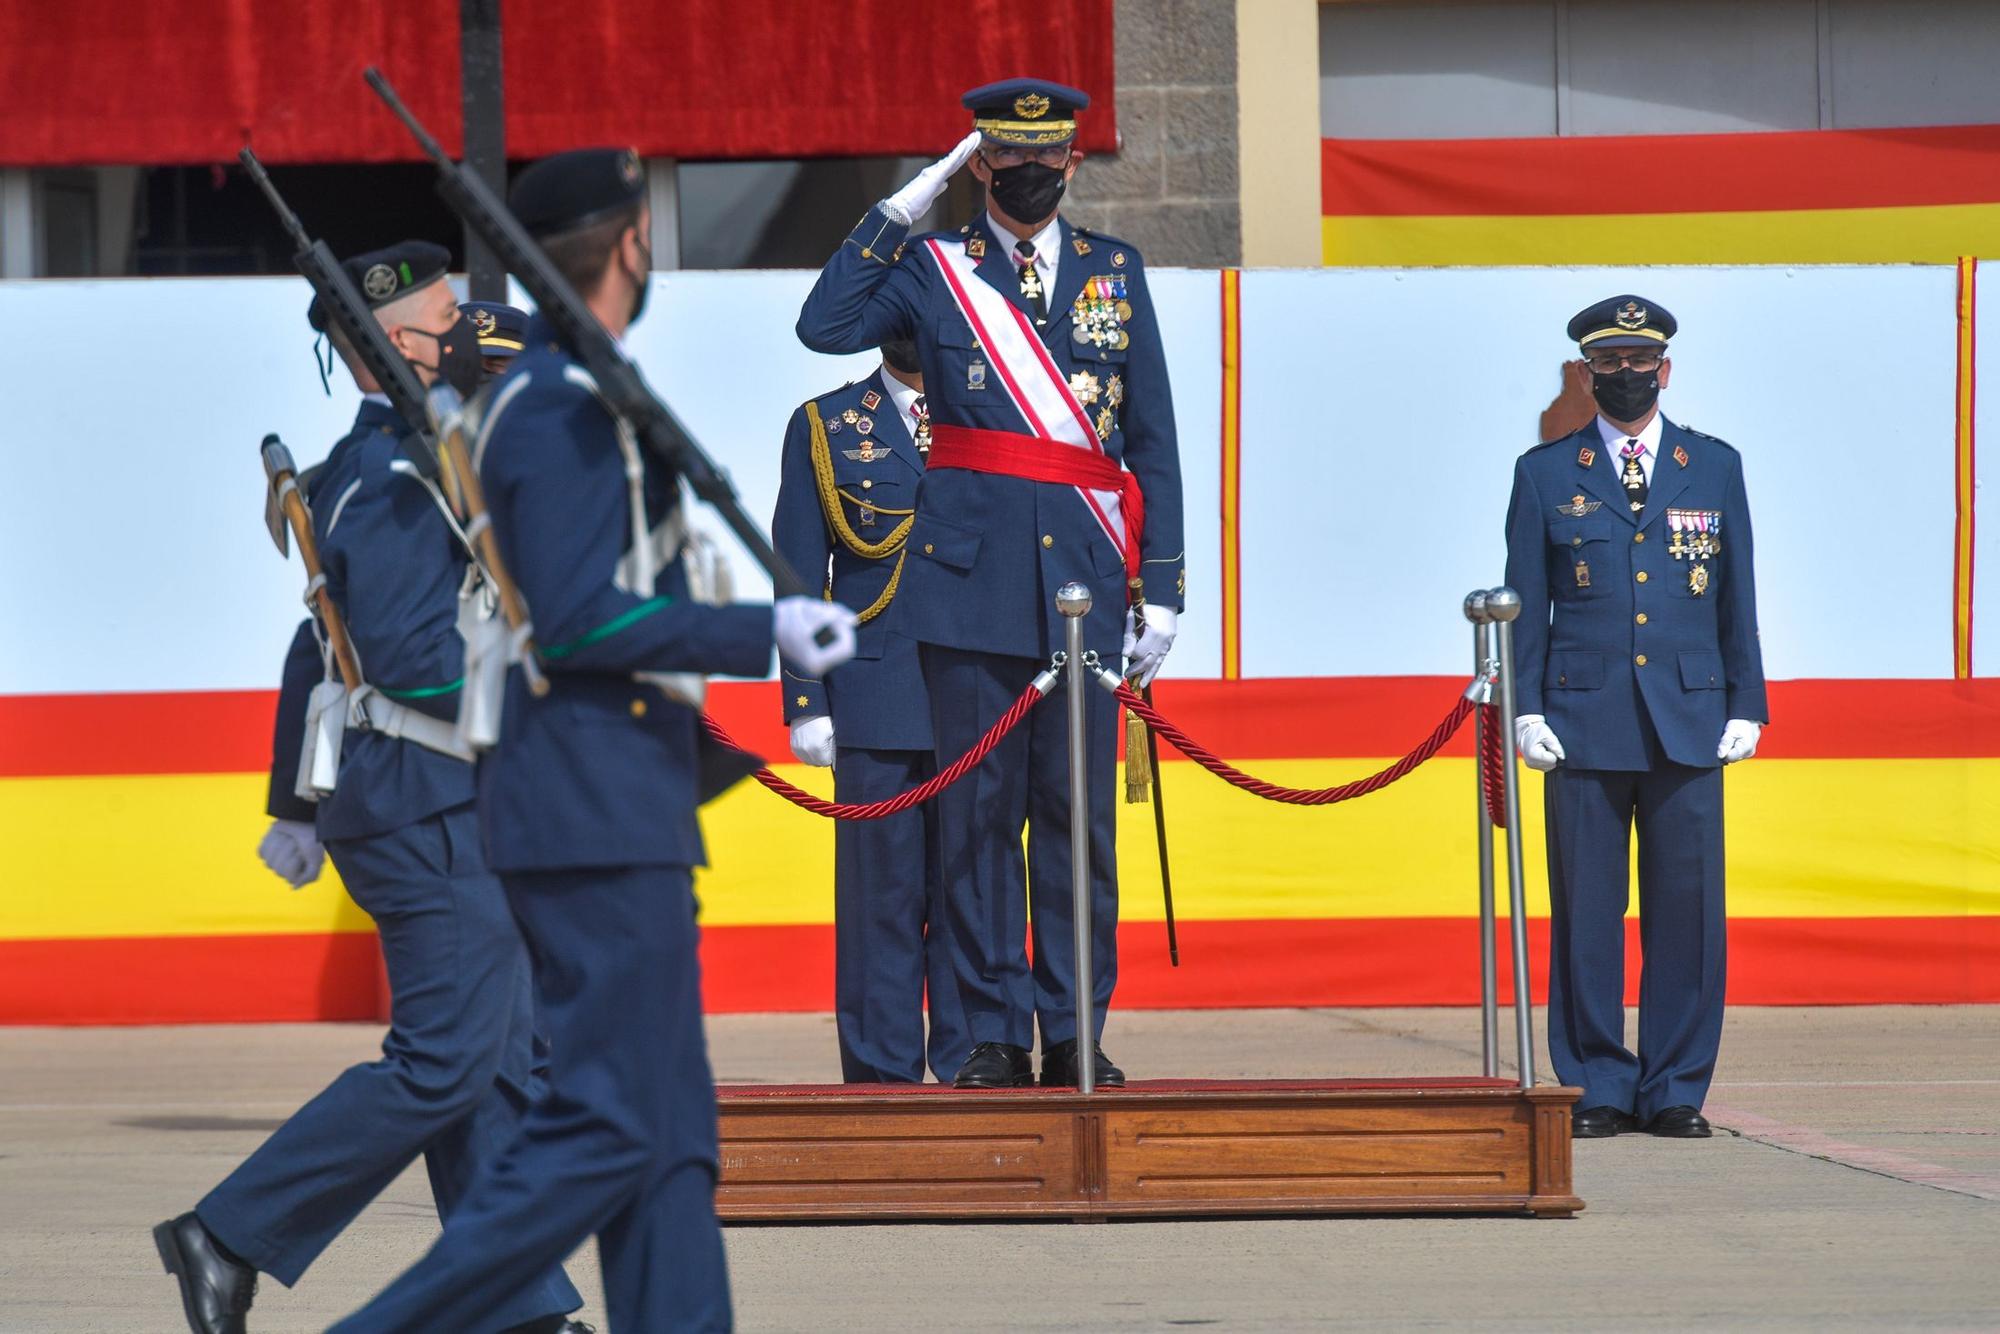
<box><xmin>926</xmin><ymin>424</ymin><xmax>1144</xmax><ymax>584</ymax></box>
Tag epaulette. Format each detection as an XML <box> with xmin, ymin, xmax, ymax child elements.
<box><xmin>1679</xmin><ymin>425</ymin><xmax>1737</xmax><ymax>451</ymax></box>
<box><xmin>1522</xmin><ymin>422</ymin><xmax>1593</xmax><ymax>458</ymax></box>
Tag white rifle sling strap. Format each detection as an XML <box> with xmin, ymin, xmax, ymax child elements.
<box><xmin>456</xmin><ymin>371</ymin><xmax>538</xmax><ymax>751</ymax></box>
<box><xmin>563</xmin><ymin>365</ymin><xmax>733</xmax><ymax>711</ymax></box>
<box><xmin>296</xmin><ymin>571</ymin><xmax>347</xmax><ymax>802</ymax></box>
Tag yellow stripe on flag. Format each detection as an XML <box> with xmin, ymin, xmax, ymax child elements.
<box><xmin>1321</xmin><ymin>203</ymin><xmax>2000</xmax><ymax>267</ymax></box>
<box><xmin>7</xmin><ymin>758</ymin><xmax>1995</xmax><ymax>939</ymax></box>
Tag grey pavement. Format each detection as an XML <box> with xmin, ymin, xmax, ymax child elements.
<box><xmin>1</xmin><ymin>1006</ymin><xmax>1995</xmax><ymax>1331</ymax></box>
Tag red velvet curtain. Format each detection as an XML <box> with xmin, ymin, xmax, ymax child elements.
<box><xmin>0</xmin><ymin>0</ymin><xmax>1117</xmax><ymax>165</ymax></box>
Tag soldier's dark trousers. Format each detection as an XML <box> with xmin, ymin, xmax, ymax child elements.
<box><xmin>329</xmin><ymin>864</ymin><xmax>731</xmax><ymax>1334</ymax></box>
<box><xmin>1543</xmin><ymin>752</ymin><xmax>1728</xmax><ymax>1120</ymax></box>
<box><xmin>833</xmin><ymin>745</ymin><xmax>969</xmax><ymax>1083</ymax></box>
<box><xmin>923</xmin><ymin>644</ymin><xmax>1119</xmax><ymax>1056</ymax></box>
<box><xmin>195</xmin><ymin>804</ymin><xmax>580</xmax><ymax>1327</ymax></box>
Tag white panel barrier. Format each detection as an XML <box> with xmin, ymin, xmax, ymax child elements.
<box><xmin>0</xmin><ymin>263</ymin><xmax>1978</xmax><ymax>700</ymax></box>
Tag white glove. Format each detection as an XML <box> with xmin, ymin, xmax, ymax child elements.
<box><xmin>1514</xmin><ymin>715</ymin><xmax>1566</xmax><ymax>772</ymax></box>
<box><xmin>1122</xmin><ymin>605</ymin><xmax>1178</xmax><ymax>688</ymax></box>
<box><xmin>883</xmin><ymin>130</ymin><xmax>984</xmax><ymax>224</ymax></box>
<box><xmin>258</xmin><ymin>819</ymin><xmax>325</xmax><ymax>889</ymax></box>
<box><xmin>1718</xmin><ymin>718</ymin><xmax>1762</xmax><ymax>764</ymax></box>
<box><xmin>775</xmin><ymin>597</ymin><xmax>858</xmax><ymax>678</ymax></box>
<box><xmin>789</xmin><ymin>715</ymin><xmax>836</xmax><ymax>767</ymax></box>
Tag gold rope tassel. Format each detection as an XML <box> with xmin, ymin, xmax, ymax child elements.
<box><xmin>806</xmin><ymin>401</ymin><xmax>915</xmax><ymax>624</ymax></box>
<box><xmin>1125</xmin><ymin>706</ymin><xmax>1151</xmax><ymax>803</ymax></box>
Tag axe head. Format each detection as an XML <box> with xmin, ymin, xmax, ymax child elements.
<box><xmin>261</xmin><ymin>433</ymin><xmax>296</xmax><ymax>557</ymax></box>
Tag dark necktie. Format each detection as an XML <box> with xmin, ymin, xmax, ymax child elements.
<box><xmin>1620</xmin><ymin>439</ymin><xmax>1648</xmax><ymax>513</ymax></box>
<box><xmin>910</xmin><ymin>395</ymin><xmax>930</xmax><ymax>457</ymax></box>
<box><xmin>1015</xmin><ymin>240</ymin><xmax>1046</xmax><ymax>323</ymax></box>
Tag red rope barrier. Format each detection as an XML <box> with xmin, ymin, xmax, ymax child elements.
<box><xmin>1478</xmin><ymin>704</ymin><xmax>1508</xmax><ymax>827</ymax></box>
<box><xmin>1114</xmin><ymin>682</ymin><xmax>1475</xmax><ymax>806</ymax></box>
<box><xmin>703</xmin><ymin>679</ymin><xmax>1049</xmax><ymax>821</ymax></box>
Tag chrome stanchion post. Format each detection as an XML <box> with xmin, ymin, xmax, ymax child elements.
<box><xmin>1056</xmin><ymin>582</ymin><xmax>1097</xmax><ymax>1095</ymax></box>
<box><xmin>1463</xmin><ymin>590</ymin><xmax>1500</xmax><ymax>1080</ymax></box>
<box><xmin>1485</xmin><ymin>586</ymin><xmax>1537</xmax><ymax>1090</ymax></box>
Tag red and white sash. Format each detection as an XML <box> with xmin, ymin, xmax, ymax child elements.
<box><xmin>923</xmin><ymin>236</ymin><xmax>1128</xmax><ymax>560</ymax></box>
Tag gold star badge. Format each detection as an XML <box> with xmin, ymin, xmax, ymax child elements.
<box><xmin>1106</xmin><ymin>375</ymin><xmax>1124</xmax><ymax>408</ymax></box>
<box><xmin>1068</xmin><ymin>370</ymin><xmax>1101</xmax><ymax>405</ymax></box>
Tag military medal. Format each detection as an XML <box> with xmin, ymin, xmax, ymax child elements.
<box><xmin>1107</xmin><ymin>375</ymin><xmax>1124</xmax><ymax>408</ymax></box>
<box><xmin>856</xmin><ymin>415</ymin><xmax>873</xmax><ymax>436</ymax></box>
<box><xmin>1689</xmin><ymin>564</ymin><xmax>1709</xmax><ymax>596</ymax></box>
<box><xmin>1070</xmin><ymin>276</ymin><xmax>1132</xmax><ymax>351</ymax></box>
<box><xmin>841</xmin><ymin>408</ymin><xmax>859</xmax><ymax>425</ymax></box>
<box><xmin>1667</xmin><ymin>510</ymin><xmax>1689</xmax><ymax>560</ymax></box>
<box><xmin>1068</xmin><ymin>369</ymin><xmax>1101</xmax><ymax>405</ymax></box>
<box><xmin>1095</xmin><ymin>406</ymin><xmax>1114</xmax><ymax>441</ymax></box>
<box><xmin>858</xmin><ymin>502</ymin><xmax>877</xmax><ymax>527</ymax></box>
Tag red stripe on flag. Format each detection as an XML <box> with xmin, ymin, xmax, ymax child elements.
<box><xmin>4</xmin><ymin>916</ymin><xmax>1994</xmax><ymax>1024</ymax></box>
<box><xmin>1321</xmin><ymin>123</ymin><xmax>2000</xmax><ymax>218</ymax></box>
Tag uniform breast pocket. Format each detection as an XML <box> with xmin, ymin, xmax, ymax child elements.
<box><xmin>1548</xmin><ymin>520</ymin><xmax>1615</xmax><ymax>598</ymax></box>
<box><xmin>830</xmin><ymin>457</ymin><xmax>912</xmax><ymax>529</ymax></box>
<box><xmin>935</xmin><ymin>314</ymin><xmax>988</xmax><ymax>405</ymax></box>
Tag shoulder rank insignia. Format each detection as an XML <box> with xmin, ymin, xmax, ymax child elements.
<box><xmin>1555</xmin><ymin>496</ymin><xmax>1602</xmax><ymax>517</ymax></box>
<box><xmin>967</xmin><ymin>236</ymin><xmax>986</xmax><ymax>259</ymax></box>
<box><xmin>1578</xmin><ymin>446</ymin><xmax>1596</xmax><ymax>469</ymax></box>
<box><xmin>860</xmin><ymin>389</ymin><xmax>881</xmax><ymax>411</ymax></box>
<box><xmin>1673</xmin><ymin>444</ymin><xmax>1690</xmax><ymax>468</ymax></box>
<box><xmin>1072</xmin><ymin>235</ymin><xmax>1091</xmax><ymax>256</ymax></box>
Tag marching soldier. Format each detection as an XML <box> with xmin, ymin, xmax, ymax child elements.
<box><xmin>798</xmin><ymin>80</ymin><xmax>1186</xmax><ymax>1088</ymax></box>
<box><xmin>772</xmin><ymin>340</ymin><xmax>969</xmax><ymax>1083</ymax></box>
<box><xmin>156</xmin><ymin>243</ymin><xmax>585</xmax><ymax>1334</ymax></box>
<box><xmin>332</xmin><ymin>150</ymin><xmax>856</xmax><ymax>1334</ymax></box>
<box><xmin>1505</xmin><ymin>295</ymin><xmax>1768</xmax><ymax>1140</ymax></box>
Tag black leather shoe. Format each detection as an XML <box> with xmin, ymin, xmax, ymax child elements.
<box><xmin>1040</xmin><ymin>1038</ymin><xmax>1126</xmax><ymax>1088</ymax></box>
<box><xmin>1570</xmin><ymin>1105</ymin><xmax>1640</xmax><ymax>1138</ymax></box>
<box><xmin>953</xmin><ymin>1042</ymin><xmax>1033</xmax><ymax>1088</ymax></box>
<box><xmin>154</xmin><ymin>1212</ymin><xmax>257</xmax><ymax>1334</ymax></box>
<box><xmin>1648</xmin><ymin>1105</ymin><xmax>1713</xmax><ymax>1138</ymax></box>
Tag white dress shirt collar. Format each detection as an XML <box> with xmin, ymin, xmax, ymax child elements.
<box><xmin>1596</xmin><ymin>411</ymin><xmax>1664</xmax><ymax>484</ymax></box>
<box><xmin>984</xmin><ymin>210</ymin><xmax>1061</xmax><ymax>286</ymax></box>
<box><xmin>876</xmin><ymin>366</ymin><xmax>923</xmax><ymax>434</ymax></box>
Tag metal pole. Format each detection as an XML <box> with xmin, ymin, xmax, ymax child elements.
<box><xmin>459</xmin><ymin>0</ymin><xmax>507</xmax><ymax>301</ymax></box>
<box><xmin>1463</xmin><ymin>591</ymin><xmax>1500</xmax><ymax>1079</ymax></box>
<box><xmin>1486</xmin><ymin>586</ymin><xmax>1537</xmax><ymax>1090</ymax></box>
<box><xmin>1056</xmin><ymin>582</ymin><xmax>1097</xmax><ymax>1095</ymax></box>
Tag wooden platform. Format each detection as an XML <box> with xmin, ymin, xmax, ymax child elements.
<box><xmin>715</xmin><ymin>1077</ymin><xmax>1582</xmax><ymax>1222</ymax></box>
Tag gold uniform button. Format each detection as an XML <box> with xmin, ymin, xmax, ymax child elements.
<box><xmin>1041</xmin><ymin>534</ymin><xmax>1054</xmax><ymax>548</ymax></box>
<box><xmin>1558</xmin><ymin>674</ymin><xmax>1568</xmax><ymax>686</ymax></box>
<box><xmin>1634</xmin><ymin>532</ymin><xmax>1646</xmax><ymax>543</ymax></box>
<box><xmin>923</xmin><ymin>543</ymin><xmax>934</xmax><ymax>554</ymax></box>
<box><xmin>629</xmin><ymin>698</ymin><xmax>649</xmax><ymax>718</ymax></box>
<box><xmin>795</xmin><ymin>695</ymin><xmax>809</xmax><ymax>708</ymax></box>
<box><xmin>1571</xmin><ymin>536</ymin><xmax>1582</xmax><ymax>547</ymax></box>
<box><xmin>861</xmin><ymin>479</ymin><xmax>873</xmax><ymax>489</ymax></box>
<box><xmin>1636</xmin><ymin>571</ymin><xmax>1649</xmax><ymax>584</ymax></box>
<box><xmin>1636</xmin><ymin>613</ymin><xmax>1648</xmax><ymax>625</ymax></box>
<box><xmin>1635</xmin><ymin>654</ymin><xmax>1648</xmax><ymax>667</ymax></box>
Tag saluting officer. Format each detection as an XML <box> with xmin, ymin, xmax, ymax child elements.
<box><xmin>1505</xmin><ymin>296</ymin><xmax>1768</xmax><ymax>1140</ymax></box>
<box><xmin>156</xmin><ymin>244</ymin><xmax>584</xmax><ymax>1334</ymax></box>
<box><xmin>798</xmin><ymin>80</ymin><xmax>1185</xmax><ymax>1089</ymax></box>
<box><xmin>773</xmin><ymin>340</ymin><xmax>969</xmax><ymax>1084</ymax></box>
<box><xmin>332</xmin><ymin>151</ymin><xmax>856</xmax><ymax>1334</ymax></box>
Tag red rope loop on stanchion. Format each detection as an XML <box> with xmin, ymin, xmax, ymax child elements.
<box><xmin>703</xmin><ymin>678</ymin><xmax>1049</xmax><ymax>821</ymax></box>
<box><xmin>1114</xmin><ymin>682</ymin><xmax>1475</xmax><ymax>807</ymax></box>
<box><xmin>1478</xmin><ymin>703</ymin><xmax>1508</xmax><ymax>827</ymax></box>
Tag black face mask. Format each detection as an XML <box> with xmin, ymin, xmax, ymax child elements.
<box><xmin>1590</xmin><ymin>366</ymin><xmax>1661</xmax><ymax>422</ymax></box>
<box><xmin>985</xmin><ymin>159</ymin><xmax>1067</xmax><ymax>224</ymax></box>
<box><xmin>407</xmin><ymin>316</ymin><xmax>485</xmax><ymax>399</ymax></box>
<box><xmin>880</xmin><ymin>339</ymin><xmax>920</xmax><ymax>375</ymax></box>
<box><xmin>623</xmin><ymin>237</ymin><xmax>654</xmax><ymax>326</ymax></box>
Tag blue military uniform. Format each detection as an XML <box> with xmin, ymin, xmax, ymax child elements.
<box><xmin>797</xmin><ymin>80</ymin><xmax>1184</xmax><ymax>1078</ymax></box>
<box><xmin>772</xmin><ymin>367</ymin><xmax>968</xmax><ymax>1083</ymax></box>
<box><xmin>334</xmin><ymin>150</ymin><xmax>776</xmax><ymax>1334</ymax></box>
<box><xmin>1504</xmin><ymin>295</ymin><xmax>1768</xmax><ymax>1130</ymax></box>
<box><xmin>185</xmin><ymin>242</ymin><xmax>579</xmax><ymax>1330</ymax></box>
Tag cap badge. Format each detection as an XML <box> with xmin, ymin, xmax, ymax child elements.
<box><xmin>619</xmin><ymin>150</ymin><xmax>642</xmax><ymax>186</ymax></box>
<box><xmin>1615</xmin><ymin>301</ymin><xmax>1647</xmax><ymax>330</ymax></box>
<box><xmin>1014</xmin><ymin>92</ymin><xmax>1051</xmax><ymax>120</ymax></box>
<box><xmin>362</xmin><ymin>264</ymin><xmax>398</xmax><ymax>300</ymax></box>
<box><xmin>470</xmin><ymin>308</ymin><xmax>497</xmax><ymax>337</ymax></box>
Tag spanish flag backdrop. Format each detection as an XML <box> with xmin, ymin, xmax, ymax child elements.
<box><xmin>1321</xmin><ymin>123</ymin><xmax>2000</xmax><ymax>267</ymax></box>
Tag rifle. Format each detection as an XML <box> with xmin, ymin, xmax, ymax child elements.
<box><xmin>363</xmin><ymin>67</ymin><xmax>810</xmax><ymax>599</ymax></box>
<box><xmin>239</xmin><ymin>145</ymin><xmax>548</xmax><ymax>697</ymax></box>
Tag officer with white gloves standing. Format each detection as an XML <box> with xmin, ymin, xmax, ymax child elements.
<box><xmin>1505</xmin><ymin>295</ymin><xmax>1768</xmax><ymax>1141</ymax></box>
